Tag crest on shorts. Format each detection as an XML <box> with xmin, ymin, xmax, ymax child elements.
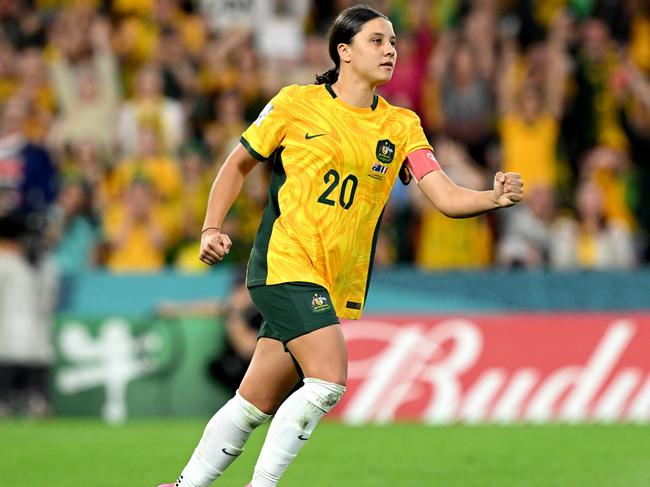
<box><xmin>376</xmin><ymin>139</ymin><xmax>395</xmax><ymax>164</ymax></box>
<box><xmin>311</xmin><ymin>293</ymin><xmax>330</xmax><ymax>313</ymax></box>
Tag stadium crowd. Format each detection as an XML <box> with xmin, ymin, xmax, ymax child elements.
<box><xmin>0</xmin><ymin>0</ymin><xmax>649</xmax><ymax>277</ymax></box>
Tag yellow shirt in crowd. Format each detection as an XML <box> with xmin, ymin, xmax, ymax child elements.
<box><xmin>500</xmin><ymin>113</ymin><xmax>559</xmax><ymax>189</ymax></box>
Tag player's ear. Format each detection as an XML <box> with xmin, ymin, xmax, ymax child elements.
<box><xmin>338</xmin><ymin>43</ymin><xmax>352</xmax><ymax>64</ymax></box>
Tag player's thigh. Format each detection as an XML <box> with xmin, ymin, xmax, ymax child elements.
<box><xmin>238</xmin><ymin>337</ymin><xmax>300</xmax><ymax>414</ymax></box>
<box><xmin>285</xmin><ymin>324</ymin><xmax>348</xmax><ymax>386</ymax></box>
<box><xmin>248</xmin><ymin>282</ymin><xmax>346</xmax><ymax>387</ymax></box>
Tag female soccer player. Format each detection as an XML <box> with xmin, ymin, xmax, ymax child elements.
<box><xmin>161</xmin><ymin>5</ymin><xmax>523</xmax><ymax>487</ymax></box>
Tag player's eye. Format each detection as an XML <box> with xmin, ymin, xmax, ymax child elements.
<box><xmin>372</xmin><ymin>38</ymin><xmax>381</xmax><ymax>44</ymax></box>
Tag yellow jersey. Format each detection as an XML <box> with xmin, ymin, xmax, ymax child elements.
<box><xmin>241</xmin><ymin>84</ymin><xmax>431</xmax><ymax>319</ymax></box>
<box><xmin>500</xmin><ymin>113</ymin><xmax>559</xmax><ymax>189</ymax></box>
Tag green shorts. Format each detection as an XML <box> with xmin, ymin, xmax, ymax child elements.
<box><xmin>248</xmin><ymin>282</ymin><xmax>340</xmax><ymax>344</ymax></box>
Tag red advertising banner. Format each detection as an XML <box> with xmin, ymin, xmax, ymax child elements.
<box><xmin>333</xmin><ymin>313</ymin><xmax>650</xmax><ymax>423</ymax></box>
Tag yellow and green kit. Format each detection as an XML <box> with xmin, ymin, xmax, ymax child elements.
<box><xmin>242</xmin><ymin>83</ymin><xmax>431</xmax><ymax>320</ymax></box>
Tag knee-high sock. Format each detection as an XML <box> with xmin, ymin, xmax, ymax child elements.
<box><xmin>177</xmin><ymin>391</ymin><xmax>270</xmax><ymax>487</ymax></box>
<box><xmin>251</xmin><ymin>378</ymin><xmax>346</xmax><ymax>487</ymax></box>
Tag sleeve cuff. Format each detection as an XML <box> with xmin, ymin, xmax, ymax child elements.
<box><xmin>240</xmin><ymin>136</ymin><xmax>267</xmax><ymax>162</ymax></box>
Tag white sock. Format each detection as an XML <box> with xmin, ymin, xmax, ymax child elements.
<box><xmin>251</xmin><ymin>378</ymin><xmax>346</xmax><ymax>487</ymax></box>
<box><xmin>177</xmin><ymin>391</ymin><xmax>271</xmax><ymax>487</ymax></box>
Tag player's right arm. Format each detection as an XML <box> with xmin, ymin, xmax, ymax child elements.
<box><xmin>199</xmin><ymin>143</ymin><xmax>258</xmax><ymax>265</ymax></box>
<box><xmin>200</xmin><ymin>86</ymin><xmax>292</xmax><ymax>265</ymax></box>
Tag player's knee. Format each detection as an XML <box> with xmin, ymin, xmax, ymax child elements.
<box><xmin>304</xmin><ymin>370</ymin><xmax>347</xmax><ymax>388</ymax></box>
<box><xmin>240</xmin><ymin>393</ymin><xmax>284</xmax><ymax>415</ymax></box>
<box><xmin>302</xmin><ymin>378</ymin><xmax>346</xmax><ymax>413</ymax></box>
<box><xmin>322</xmin><ymin>366</ymin><xmax>348</xmax><ymax>388</ymax></box>
<box><xmin>301</xmin><ymin>356</ymin><xmax>348</xmax><ymax>387</ymax></box>
<box><xmin>329</xmin><ymin>370</ymin><xmax>347</xmax><ymax>388</ymax></box>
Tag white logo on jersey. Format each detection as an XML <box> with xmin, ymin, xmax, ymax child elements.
<box><xmin>254</xmin><ymin>102</ymin><xmax>274</xmax><ymax>127</ymax></box>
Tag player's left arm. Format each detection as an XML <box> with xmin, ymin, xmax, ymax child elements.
<box><xmin>406</xmin><ymin>149</ymin><xmax>524</xmax><ymax>218</ymax></box>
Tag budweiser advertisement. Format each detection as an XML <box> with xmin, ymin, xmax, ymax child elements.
<box><xmin>333</xmin><ymin>313</ymin><xmax>650</xmax><ymax>424</ymax></box>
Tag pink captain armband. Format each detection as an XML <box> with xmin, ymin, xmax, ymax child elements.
<box><xmin>406</xmin><ymin>148</ymin><xmax>441</xmax><ymax>181</ymax></box>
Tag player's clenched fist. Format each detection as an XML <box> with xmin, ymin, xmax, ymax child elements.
<box><xmin>493</xmin><ymin>171</ymin><xmax>524</xmax><ymax>208</ymax></box>
<box><xmin>199</xmin><ymin>229</ymin><xmax>232</xmax><ymax>265</ymax></box>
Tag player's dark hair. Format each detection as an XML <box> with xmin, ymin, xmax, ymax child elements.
<box><xmin>315</xmin><ymin>5</ymin><xmax>389</xmax><ymax>85</ymax></box>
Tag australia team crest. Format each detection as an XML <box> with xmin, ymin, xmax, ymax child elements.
<box><xmin>375</xmin><ymin>139</ymin><xmax>395</xmax><ymax>164</ymax></box>
<box><xmin>311</xmin><ymin>293</ymin><xmax>330</xmax><ymax>313</ymax></box>
<box><xmin>369</xmin><ymin>139</ymin><xmax>396</xmax><ymax>179</ymax></box>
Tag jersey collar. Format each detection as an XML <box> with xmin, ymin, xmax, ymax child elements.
<box><xmin>325</xmin><ymin>83</ymin><xmax>379</xmax><ymax>111</ymax></box>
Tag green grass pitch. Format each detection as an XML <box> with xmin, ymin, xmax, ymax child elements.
<box><xmin>1</xmin><ymin>419</ymin><xmax>649</xmax><ymax>486</ymax></box>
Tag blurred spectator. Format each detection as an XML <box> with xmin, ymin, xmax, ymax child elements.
<box><xmin>496</xmin><ymin>13</ymin><xmax>569</xmax><ymax>193</ymax></box>
<box><xmin>496</xmin><ymin>185</ymin><xmax>556</xmax><ymax>269</ymax></box>
<box><xmin>14</xmin><ymin>47</ymin><xmax>54</xmax><ymax>143</ymax></box>
<box><xmin>102</xmin><ymin>177</ymin><xmax>172</xmax><ymax>272</ymax></box>
<box><xmin>0</xmin><ymin>0</ymin><xmax>47</xmax><ymax>50</ymax></box>
<box><xmin>152</xmin><ymin>0</ymin><xmax>206</xmax><ymax>58</ymax></box>
<box><xmin>580</xmin><ymin>146</ymin><xmax>635</xmax><ymax>230</ymax></box>
<box><xmin>111</xmin><ymin>0</ymin><xmax>207</xmax><ymax>73</ymax></box>
<box><xmin>462</xmin><ymin>0</ymin><xmax>499</xmax><ymax>84</ymax></box>
<box><xmin>117</xmin><ymin>63</ymin><xmax>185</xmax><ymax>155</ymax></box>
<box><xmin>200</xmin><ymin>0</ymin><xmax>258</xmax><ymax>34</ymax></box>
<box><xmin>0</xmin><ymin>96</ymin><xmax>57</xmax><ymax>259</ymax></box>
<box><xmin>238</xmin><ymin>44</ymin><xmax>276</xmax><ymax>121</ymax></box>
<box><xmin>412</xmin><ymin>138</ymin><xmax>493</xmax><ymax>269</ymax></box>
<box><xmin>105</xmin><ymin>126</ymin><xmax>182</xmax><ymax>205</ymax></box>
<box><xmin>0</xmin><ymin>96</ymin><xmax>58</xmax><ymax>417</ymax></box>
<box><xmin>47</xmin><ymin>177</ymin><xmax>100</xmax><ymax>274</ymax></box>
<box><xmin>112</xmin><ymin>7</ymin><xmax>159</xmax><ymax>69</ymax></box>
<box><xmin>47</xmin><ymin>4</ymin><xmax>94</xmax><ymax>65</ymax></box>
<box><xmin>627</xmin><ymin>1</ymin><xmax>650</xmax><ymax>74</ymax></box>
<box><xmin>200</xmin><ymin>0</ymin><xmax>311</xmax><ymax>58</ymax></box>
<box><xmin>195</xmin><ymin>29</ymin><xmax>251</xmax><ymax>99</ymax></box>
<box><xmin>379</xmin><ymin>32</ymin><xmax>429</xmax><ymax>113</ymax></box>
<box><xmin>614</xmin><ymin>59</ymin><xmax>650</xmax><ymax>261</ymax></box>
<box><xmin>49</xmin><ymin>17</ymin><xmax>121</xmax><ymax>157</ymax></box>
<box><xmin>61</xmin><ymin>140</ymin><xmax>109</xmax><ymax>212</ymax></box>
<box><xmin>156</xmin><ymin>27</ymin><xmax>198</xmax><ymax>101</ymax></box>
<box><xmin>254</xmin><ymin>0</ymin><xmax>310</xmax><ymax>65</ymax></box>
<box><xmin>380</xmin><ymin>1</ymin><xmax>435</xmax><ymax>113</ymax></box>
<box><xmin>290</xmin><ymin>34</ymin><xmax>329</xmax><ymax>86</ymax></box>
<box><xmin>203</xmin><ymin>90</ymin><xmax>247</xmax><ymax>162</ymax></box>
<box><xmin>563</xmin><ymin>18</ymin><xmax>626</xmax><ymax>171</ymax></box>
<box><xmin>0</xmin><ymin>244</ymin><xmax>58</xmax><ymax>418</ymax></box>
<box><xmin>0</xmin><ymin>41</ymin><xmax>16</xmax><ymax>103</ymax></box>
<box><xmin>192</xmin><ymin>29</ymin><xmax>275</xmax><ymax>132</ymax></box>
<box><xmin>171</xmin><ymin>144</ymin><xmax>212</xmax><ymax>272</ymax></box>
<box><xmin>427</xmin><ymin>34</ymin><xmax>494</xmax><ymax>166</ymax></box>
<box><xmin>550</xmin><ymin>178</ymin><xmax>636</xmax><ymax>270</ymax></box>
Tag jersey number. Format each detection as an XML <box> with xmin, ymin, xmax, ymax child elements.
<box><xmin>317</xmin><ymin>169</ymin><xmax>358</xmax><ymax>209</ymax></box>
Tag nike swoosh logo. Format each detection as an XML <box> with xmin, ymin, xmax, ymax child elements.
<box><xmin>305</xmin><ymin>133</ymin><xmax>327</xmax><ymax>140</ymax></box>
<box><xmin>221</xmin><ymin>448</ymin><xmax>240</xmax><ymax>457</ymax></box>
<box><xmin>298</xmin><ymin>435</ymin><xmax>309</xmax><ymax>441</ymax></box>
